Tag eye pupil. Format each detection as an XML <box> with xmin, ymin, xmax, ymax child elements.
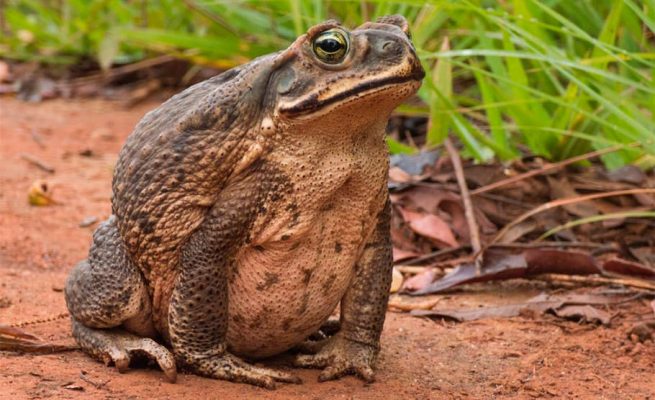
<box><xmin>319</xmin><ymin>38</ymin><xmax>341</xmax><ymax>53</ymax></box>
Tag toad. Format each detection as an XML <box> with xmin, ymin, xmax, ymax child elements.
<box><xmin>65</xmin><ymin>15</ymin><xmax>424</xmax><ymax>388</ymax></box>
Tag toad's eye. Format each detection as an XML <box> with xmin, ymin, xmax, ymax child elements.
<box><xmin>312</xmin><ymin>29</ymin><xmax>349</xmax><ymax>64</ymax></box>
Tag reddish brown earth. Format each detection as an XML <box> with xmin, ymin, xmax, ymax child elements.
<box><xmin>0</xmin><ymin>97</ymin><xmax>653</xmax><ymax>399</ymax></box>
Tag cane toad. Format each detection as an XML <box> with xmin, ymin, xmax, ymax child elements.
<box><xmin>65</xmin><ymin>15</ymin><xmax>424</xmax><ymax>388</ymax></box>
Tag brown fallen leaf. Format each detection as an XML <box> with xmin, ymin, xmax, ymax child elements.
<box><xmin>408</xmin><ymin>248</ymin><xmax>655</xmax><ymax>295</ymax></box>
<box><xmin>412</xmin><ymin>303</ymin><xmax>537</xmax><ymax>322</ymax></box>
<box><xmin>390</xmin><ymin>206</ymin><xmax>432</xmax><ymax>255</ymax></box>
<box><xmin>392</xmin><ymin>247</ymin><xmax>420</xmax><ymax>262</ymax></box>
<box><xmin>550</xmin><ymin>305</ymin><xmax>611</xmax><ymax>325</ymax></box>
<box><xmin>606</xmin><ymin>165</ymin><xmax>646</xmax><ymax>185</ymax></box>
<box><xmin>496</xmin><ymin>220</ymin><xmax>538</xmax><ymax>244</ymax></box>
<box><xmin>389</xmin><ymin>166</ymin><xmax>413</xmax><ymax>183</ymax></box>
<box><xmin>547</xmin><ymin>176</ymin><xmax>599</xmax><ymax>218</ymax></box>
<box><xmin>524</xmin><ymin>249</ymin><xmax>599</xmax><ymax>275</ymax></box>
<box><xmin>399</xmin><ymin>208</ymin><xmax>459</xmax><ymax>248</ymax></box>
<box><xmin>412</xmin><ymin>292</ymin><xmax>620</xmax><ymax>326</ymax></box>
<box><xmin>602</xmin><ymin>257</ymin><xmax>655</xmax><ymax>279</ymax></box>
<box><xmin>393</xmin><ymin>186</ymin><xmax>458</xmax><ymax>215</ymax></box>
<box><xmin>401</xmin><ymin>267</ymin><xmax>439</xmax><ymax>292</ymax></box>
<box><xmin>408</xmin><ymin>251</ymin><xmax>527</xmax><ymax>295</ymax></box>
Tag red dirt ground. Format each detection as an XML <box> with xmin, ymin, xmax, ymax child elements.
<box><xmin>0</xmin><ymin>97</ymin><xmax>653</xmax><ymax>399</ymax></box>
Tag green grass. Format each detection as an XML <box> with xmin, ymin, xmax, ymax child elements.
<box><xmin>1</xmin><ymin>0</ymin><xmax>654</xmax><ymax>168</ymax></box>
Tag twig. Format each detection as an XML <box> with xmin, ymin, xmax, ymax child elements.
<box><xmin>30</xmin><ymin>129</ymin><xmax>46</xmax><ymax>149</ymax></box>
<box><xmin>444</xmin><ymin>138</ymin><xmax>482</xmax><ymax>273</ymax></box>
<box><xmin>535</xmin><ymin>273</ymin><xmax>655</xmax><ymax>291</ymax></box>
<box><xmin>493</xmin><ymin>241</ymin><xmax>611</xmax><ymax>250</ymax></box>
<box><xmin>476</xmin><ymin>192</ymin><xmax>534</xmax><ymax>209</ymax></box>
<box><xmin>470</xmin><ymin>142</ymin><xmax>643</xmax><ymax>196</ymax></box>
<box><xmin>20</xmin><ymin>153</ymin><xmax>55</xmax><ymax>173</ymax></box>
<box><xmin>401</xmin><ymin>246</ymin><xmax>466</xmax><ymax>266</ymax></box>
<box><xmin>395</xmin><ymin>265</ymin><xmax>432</xmax><ymax>275</ymax></box>
<box><xmin>0</xmin><ymin>324</ymin><xmax>77</xmax><ymax>354</ymax></box>
<box><xmin>399</xmin><ymin>241</ymin><xmax>610</xmax><ymax>266</ymax></box>
<box><xmin>488</xmin><ymin>188</ymin><xmax>655</xmax><ymax>249</ymax></box>
<box><xmin>65</xmin><ymin>55</ymin><xmax>176</xmax><ymax>86</ymax></box>
<box><xmin>11</xmin><ymin>312</ymin><xmax>69</xmax><ymax>328</ymax></box>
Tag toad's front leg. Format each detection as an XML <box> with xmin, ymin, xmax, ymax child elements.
<box><xmin>294</xmin><ymin>197</ymin><xmax>393</xmax><ymax>382</ymax></box>
<box><xmin>168</xmin><ymin>174</ymin><xmax>300</xmax><ymax>389</ymax></box>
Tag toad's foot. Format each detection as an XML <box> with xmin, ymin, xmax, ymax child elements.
<box><xmin>189</xmin><ymin>352</ymin><xmax>301</xmax><ymax>389</ymax></box>
<box><xmin>72</xmin><ymin>320</ymin><xmax>177</xmax><ymax>383</ymax></box>
<box><xmin>293</xmin><ymin>335</ymin><xmax>378</xmax><ymax>383</ymax></box>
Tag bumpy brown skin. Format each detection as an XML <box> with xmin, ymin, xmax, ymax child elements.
<box><xmin>65</xmin><ymin>15</ymin><xmax>424</xmax><ymax>388</ymax></box>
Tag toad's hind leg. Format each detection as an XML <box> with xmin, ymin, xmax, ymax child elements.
<box><xmin>65</xmin><ymin>216</ymin><xmax>176</xmax><ymax>382</ymax></box>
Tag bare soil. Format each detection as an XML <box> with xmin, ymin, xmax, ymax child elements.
<box><xmin>0</xmin><ymin>97</ymin><xmax>653</xmax><ymax>400</ymax></box>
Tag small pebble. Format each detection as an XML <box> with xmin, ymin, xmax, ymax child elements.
<box><xmin>79</xmin><ymin>216</ymin><xmax>98</xmax><ymax>228</ymax></box>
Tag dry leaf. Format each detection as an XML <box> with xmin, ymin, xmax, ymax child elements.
<box><xmin>551</xmin><ymin>305</ymin><xmax>611</xmax><ymax>325</ymax></box>
<box><xmin>392</xmin><ymin>247</ymin><xmax>419</xmax><ymax>262</ymax></box>
<box><xmin>602</xmin><ymin>257</ymin><xmax>655</xmax><ymax>279</ymax></box>
<box><xmin>401</xmin><ymin>268</ymin><xmax>438</xmax><ymax>292</ymax></box>
<box><xmin>399</xmin><ymin>208</ymin><xmax>458</xmax><ymax>248</ymax></box>
<box><xmin>390</xmin><ymin>268</ymin><xmax>404</xmax><ymax>293</ymax></box>
<box><xmin>547</xmin><ymin>176</ymin><xmax>599</xmax><ymax>218</ymax></box>
<box><xmin>388</xmin><ymin>167</ymin><xmax>413</xmax><ymax>183</ymax></box>
<box><xmin>412</xmin><ymin>292</ymin><xmax>619</xmax><ymax>325</ymax></box>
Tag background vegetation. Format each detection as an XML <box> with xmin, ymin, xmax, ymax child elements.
<box><xmin>1</xmin><ymin>0</ymin><xmax>654</xmax><ymax>168</ymax></box>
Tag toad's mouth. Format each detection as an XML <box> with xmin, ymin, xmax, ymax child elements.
<box><xmin>279</xmin><ymin>68</ymin><xmax>425</xmax><ymax>118</ymax></box>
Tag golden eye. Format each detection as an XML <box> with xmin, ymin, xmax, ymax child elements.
<box><xmin>312</xmin><ymin>29</ymin><xmax>349</xmax><ymax>64</ymax></box>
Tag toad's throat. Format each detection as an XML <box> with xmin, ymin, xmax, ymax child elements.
<box><xmin>279</xmin><ymin>70</ymin><xmax>424</xmax><ymax>118</ymax></box>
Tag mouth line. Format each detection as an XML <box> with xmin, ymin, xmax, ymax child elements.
<box><xmin>280</xmin><ymin>68</ymin><xmax>425</xmax><ymax>117</ymax></box>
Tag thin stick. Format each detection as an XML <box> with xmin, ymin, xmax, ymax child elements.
<box><xmin>65</xmin><ymin>55</ymin><xmax>176</xmax><ymax>86</ymax></box>
<box><xmin>470</xmin><ymin>142</ymin><xmax>642</xmax><ymax>196</ymax></box>
<box><xmin>395</xmin><ymin>265</ymin><xmax>433</xmax><ymax>275</ymax></box>
<box><xmin>399</xmin><ymin>241</ymin><xmax>609</xmax><ymax>266</ymax></box>
<box><xmin>487</xmin><ymin>188</ymin><xmax>655</xmax><ymax>250</ymax></box>
<box><xmin>536</xmin><ymin>273</ymin><xmax>655</xmax><ymax>291</ymax></box>
<box><xmin>11</xmin><ymin>312</ymin><xmax>69</xmax><ymax>328</ymax></box>
<box><xmin>493</xmin><ymin>241</ymin><xmax>610</xmax><ymax>250</ymax></box>
<box><xmin>20</xmin><ymin>153</ymin><xmax>55</xmax><ymax>173</ymax></box>
<box><xmin>444</xmin><ymin>138</ymin><xmax>482</xmax><ymax>273</ymax></box>
<box><xmin>401</xmin><ymin>246</ymin><xmax>465</xmax><ymax>266</ymax></box>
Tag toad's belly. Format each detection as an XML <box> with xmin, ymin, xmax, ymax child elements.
<box><xmin>225</xmin><ymin>228</ymin><xmax>363</xmax><ymax>358</ymax></box>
